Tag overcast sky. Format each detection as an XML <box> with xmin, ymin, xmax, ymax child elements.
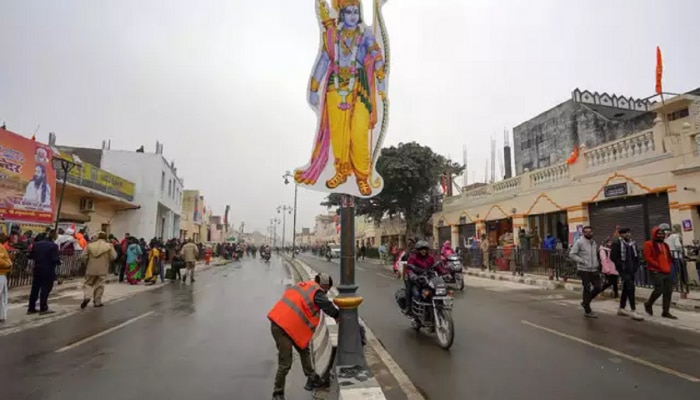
<box><xmin>1</xmin><ymin>0</ymin><xmax>699</xmax><ymax>237</ymax></box>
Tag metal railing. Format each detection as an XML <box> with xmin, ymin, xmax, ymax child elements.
<box><xmin>7</xmin><ymin>249</ymin><xmax>85</xmax><ymax>289</ymax></box>
<box><xmin>456</xmin><ymin>247</ymin><xmax>696</xmax><ymax>294</ymax></box>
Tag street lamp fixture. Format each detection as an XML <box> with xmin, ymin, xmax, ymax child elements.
<box><xmin>51</xmin><ymin>151</ymin><xmax>82</xmax><ymax>231</ymax></box>
<box><xmin>277</xmin><ymin>204</ymin><xmax>293</xmax><ymax>250</ymax></box>
<box><xmin>282</xmin><ymin>170</ymin><xmax>299</xmax><ymax>257</ymax></box>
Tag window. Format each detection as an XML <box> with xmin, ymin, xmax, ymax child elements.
<box><xmin>667</xmin><ymin>108</ymin><xmax>689</xmax><ymax>121</ymax></box>
<box><xmin>168</xmin><ymin>179</ymin><xmax>172</xmax><ymax>197</ymax></box>
<box><xmin>161</xmin><ymin>172</ymin><xmax>166</xmax><ymax>193</ymax></box>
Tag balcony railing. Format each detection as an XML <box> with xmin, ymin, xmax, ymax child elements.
<box><xmin>584</xmin><ymin>130</ymin><xmax>656</xmax><ymax>168</ymax></box>
<box><xmin>530</xmin><ymin>163</ymin><xmax>569</xmax><ymax>187</ymax></box>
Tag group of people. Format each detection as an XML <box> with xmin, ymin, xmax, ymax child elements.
<box><xmin>571</xmin><ymin>225</ymin><xmax>680</xmax><ymax>320</ymax></box>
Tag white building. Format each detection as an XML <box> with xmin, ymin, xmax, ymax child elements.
<box><xmin>57</xmin><ymin>141</ymin><xmax>184</xmax><ymax>240</ymax></box>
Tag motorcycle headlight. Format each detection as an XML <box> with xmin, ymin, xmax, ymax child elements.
<box><xmin>421</xmin><ymin>289</ymin><xmax>431</xmax><ymax>298</ymax></box>
<box><xmin>436</xmin><ymin>288</ymin><xmax>447</xmax><ymax>296</ymax></box>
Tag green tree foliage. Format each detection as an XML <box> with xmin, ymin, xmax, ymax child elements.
<box><xmin>321</xmin><ymin>142</ymin><xmax>464</xmax><ymax>238</ymax></box>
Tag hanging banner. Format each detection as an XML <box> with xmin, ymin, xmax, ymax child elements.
<box><xmin>294</xmin><ymin>0</ymin><xmax>391</xmax><ymax>199</ymax></box>
<box><xmin>0</xmin><ymin>128</ymin><xmax>57</xmax><ymax>224</ymax></box>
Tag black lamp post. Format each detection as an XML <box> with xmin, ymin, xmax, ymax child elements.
<box><xmin>51</xmin><ymin>154</ymin><xmax>80</xmax><ymax>231</ymax></box>
<box><xmin>282</xmin><ymin>171</ymin><xmax>298</xmax><ymax>257</ymax></box>
<box><xmin>270</xmin><ymin>218</ymin><xmax>280</xmax><ymax>248</ymax></box>
<box><xmin>277</xmin><ymin>204</ymin><xmax>293</xmax><ymax>250</ymax></box>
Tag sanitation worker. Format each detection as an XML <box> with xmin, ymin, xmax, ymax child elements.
<box><xmin>267</xmin><ymin>273</ymin><xmax>339</xmax><ymax>400</ymax></box>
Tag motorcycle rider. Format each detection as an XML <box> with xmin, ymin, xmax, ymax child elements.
<box><xmin>404</xmin><ymin>240</ymin><xmax>436</xmax><ymax>316</ymax></box>
<box><xmin>440</xmin><ymin>240</ymin><xmax>455</xmax><ymax>259</ymax></box>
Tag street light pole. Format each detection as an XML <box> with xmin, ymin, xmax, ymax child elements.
<box><xmin>52</xmin><ymin>155</ymin><xmax>80</xmax><ymax>231</ymax></box>
<box><xmin>277</xmin><ymin>204</ymin><xmax>292</xmax><ymax>250</ymax></box>
<box><xmin>283</xmin><ymin>171</ymin><xmax>299</xmax><ymax>258</ymax></box>
<box><xmin>333</xmin><ymin>194</ymin><xmax>366</xmax><ymax>368</ymax></box>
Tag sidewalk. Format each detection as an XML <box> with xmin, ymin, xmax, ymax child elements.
<box><xmin>347</xmin><ymin>255</ymin><xmax>700</xmax><ymax>312</ymax></box>
<box><xmin>1</xmin><ymin>259</ymin><xmax>225</xmax><ymax>336</ymax></box>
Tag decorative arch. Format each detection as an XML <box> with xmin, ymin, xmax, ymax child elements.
<box><xmin>458</xmin><ymin>210</ymin><xmax>474</xmax><ymax>223</ymax></box>
<box><xmin>525</xmin><ymin>193</ymin><xmax>566</xmax><ymax>215</ymax></box>
<box><xmin>483</xmin><ymin>204</ymin><xmax>509</xmax><ymax>221</ymax></box>
<box><xmin>589</xmin><ymin>173</ymin><xmax>671</xmax><ymax>202</ymax></box>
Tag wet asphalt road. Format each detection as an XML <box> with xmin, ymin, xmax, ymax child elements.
<box><xmin>0</xmin><ymin>257</ymin><xmax>309</xmax><ymax>400</ymax></box>
<box><xmin>300</xmin><ymin>255</ymin><xmax>700</xmax><ymax>400</ymax></box>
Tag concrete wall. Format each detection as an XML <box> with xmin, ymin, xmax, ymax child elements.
<box><xmin>514</xmin><ymin>99</ymin><xmax>655</xmax><ymax>175</ymax></box>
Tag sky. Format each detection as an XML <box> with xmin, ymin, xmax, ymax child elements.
<box><xmin>1</xmin><ymin>0</ymin><xmax>699</xmax><ymax>239</ymax></box>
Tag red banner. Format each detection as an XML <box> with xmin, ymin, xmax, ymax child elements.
<box><xmin>655</xmin><ymin>46</ymin><xmax>663</xmax><ymax>94</ymax></box>
<box><xmin>0</xmin><ymin>128</ymin><xmax>56</xmax><ymax>224</ymax></box>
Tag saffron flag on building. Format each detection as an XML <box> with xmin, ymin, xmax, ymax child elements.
<box><xmin>441</xmin><ymin>174</ymin><xmax>447</xmax><ymax>194</ymax></box>
<box><xmin>294</xmin><ymin>0</ymin><xmax>391</xmax><ymax>199</ymax></box>
<box><xmin>0</xmin><ymin>128</ymin><xmax>57</xmax><ymax>224</ymax></box>
<box><xmin>655</xmin><ymin>46</ymin><xmax>663</xmax><ymax>94</ymax></box>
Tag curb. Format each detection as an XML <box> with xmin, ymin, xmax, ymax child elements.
<box><xmin>463</xmin><ymin>269</ymin><xmax>700</xmax><ymax>312</ymax></box>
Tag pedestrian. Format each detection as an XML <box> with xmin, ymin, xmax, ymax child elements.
<box><xmin>480</xmin><ymin>233</ymin><xmax>490</xmax><ymax>270</ymax></box>
<box><xmin>143</xmin><ymin>244</ymin><xmax>161</xmax><ymax>285</ymax></box>
<box><xmin>609</xmin><ymin>227</ymin><xmax>643</xmax><ymax>321</ymax></box>
<box><xmin>80</xmin><ymin>231</ymin><xmax>117</xmax><ymax>309</ymax></box>
<box><xmin>125</xmin><ymin>237</ymin><xmax>143</xmax><ymax>284</ymax></box>
<box><xmin>643</xmin><ymin>227</ymin><xmax>678</xmax><ymax>319</ymax></box>
<box><xmin>267</xmin><ymin>273</ymin><xmax>339</xmax><ymax>400</ymax></box>
<box><xmin>569</xmin><ymin>226</ymin><xmax>602</xmax><ymax>318</ymax></box>
<box><xmin>119</xmin><ymin>233</ymin><xmax>130</xmax><ymax>282</ymax></box>
<box><xmin>180</xmin><ymin>239</ymin><xmax>198</xmax><ymax>283</ymax></box>
<box><xmin>27</xmin><ymin>230</ymin><xmax>60</xmax><ymax>315</ymax></box>
<box><xmin>0</xmin><ymin>233</ymin><xmax>13</xmax><ymax>322</ymax></box>
<box><xmin>359</xmin><ymin>242</ymin><xmax>366</xmax><ymax>261</ymax></box>
<box><xmin>599</xmin><ymin>238</ymin><xmax>619</xmax><ymax>298</ymax></box>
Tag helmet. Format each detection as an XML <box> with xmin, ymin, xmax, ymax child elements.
<box><xmin>415</xmin><ymin>240</ymin><xmax>430</xmax><ymax>250</ymax></box>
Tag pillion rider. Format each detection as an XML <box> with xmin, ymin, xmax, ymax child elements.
<box><xmin>267</xmin><ymin>273</ymin><xmax>339</xmax><ymax>400</ymax></box>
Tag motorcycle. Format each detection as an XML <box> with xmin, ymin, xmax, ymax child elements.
<box><xmin>261</xmin><ymin>251</ymin><xmax>271</xmax><ymax>261</ymax></box>
<box><xmin>394</xmin><ymin>263</ymin><xmax>455</xmax><ymax>350</ymax></box>
<box><xmin>441</xmin><ymin>254</ymin><xmax>465</xmax><ymax>291</ymax></box>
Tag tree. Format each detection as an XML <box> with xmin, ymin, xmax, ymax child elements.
<box><xmin>321</xmin><ymin>142</ymin><xmax>463</xmax><ymax>238</ymax></box>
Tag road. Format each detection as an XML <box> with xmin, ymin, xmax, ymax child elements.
<box><xmin>0</xmin><ymin>257</ymin><xmax>309</xmax><ymax>400</ymax></box>
<box><xmin>300</xmin><ymin>255</ymin><xmax>700</xmax><ymax>400</ymax></box>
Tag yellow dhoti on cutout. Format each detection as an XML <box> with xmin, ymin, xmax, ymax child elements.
<box><xmin>326</xmin><ymin>86</ymin><xmax>371</xmax><ymax>182</ymax></box>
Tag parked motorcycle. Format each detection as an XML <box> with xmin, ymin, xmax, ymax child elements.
<box><xmin>441</xmin><ymin>254</ymin><xmax>465</xmax><ymax>291</ymax></box>
<box><xmin>394</xmin><ymin>263</ymin><xmax>455</xmax><ymax>350</ymax></box>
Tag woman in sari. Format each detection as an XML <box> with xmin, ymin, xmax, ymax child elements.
<box><xmin>125</xmin><ymin>238</ymin><xmax>142</xmax><ymax>284</ymax></box>
<box><xmin>144</xmin><ymin>245</ymin><xmax>161</xmax><ymax>285</ymax></box>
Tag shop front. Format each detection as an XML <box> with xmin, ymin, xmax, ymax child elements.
<box><xmin>486</xmin><ymin>218</ymin><xmax>513</xmax><ymax>246</ymax></box>
<box><xmin>437</xmin><ymin>219</ymin><xmax>451</xmax><ymax>246</ymax></box>
<box><xmin>528</xmin><ymin>211</ymin><xmax>569</xmax><ymax>248</ymax></box>
<box><xmin>587</xmin><ymin>190</ymin><xmax>671</xmax><ymax>243</ymax></box>
<box><xmin>457</xmin><ymin>215</ymin><xmax>476</xmax><ymax>248</ymax></box>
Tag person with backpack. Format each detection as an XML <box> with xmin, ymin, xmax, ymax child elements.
<box><xmin>569</xmin><ymin>226</ymin><xmax>602</xmax><ymax>318</ymax></box>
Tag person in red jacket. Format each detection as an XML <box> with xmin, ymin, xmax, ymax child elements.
<box><xmin>642</xmin><ymin>226</ymin><xmax>677</xmax><ymax>319</ymax></box>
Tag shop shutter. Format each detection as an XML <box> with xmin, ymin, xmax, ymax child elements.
<box><xmin>645</xmin><ymin>192</ymin><xmax>671</xmax><ymax>239</ymax></box>
<box><xmin>437</xmin><ymin>227</ymin><xmax>451</xmax><ymax>245</ymax></box>
<box><xmin>588</xmin><ymin>197</ymin><xmax>645</xmax><ymax>244</ymax></box>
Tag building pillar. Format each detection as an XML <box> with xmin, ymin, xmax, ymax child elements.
<box><xmin>475</xmin><ymin>220</ymin><xmax>486</xmax><ymax>239</ymax></box>
<box><xmin>432</xmin><ymin>225</ymin><xmax>439</xmax><ymax>248</ymax></box>
<box><xmin>451</xmin><ymin>225</ymin><xmax>460</xmax><ymax>247</ymax></box>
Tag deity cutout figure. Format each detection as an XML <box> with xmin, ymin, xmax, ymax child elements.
<box><xmin>295</xmin><ymin>0</ymin><xmax>390</xmax><ymax>198</ymax></box>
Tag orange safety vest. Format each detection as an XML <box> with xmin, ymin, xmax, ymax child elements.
<box><xmin>267</xmin><ymin>280</ymin><xmax>322</xmax><ymax>350</ymax></box>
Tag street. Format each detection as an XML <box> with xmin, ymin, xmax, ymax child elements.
<box><xmin>0</xmin><ymin>257</ymin><xmax>309</xmax><ymax>400</ymax></box>
<box><xmin>300</xmin><ymin>255</ymin><xmax>700</xmax><ymax>400</ymax></box>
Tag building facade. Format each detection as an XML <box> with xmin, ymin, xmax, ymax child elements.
<box><xmin>57</xmin><ymin>143</ymin><xmax>184</xmax><ymax>240</ymax></box>
<box><xmin>180</xmin><ymin>190</ymin><xmax>203</xmax><ymax>242</ymax></box>
<box><xmin>435</xmin><ymin>90</ymin><xmax>700</xmax><ymax>269</ymax></box>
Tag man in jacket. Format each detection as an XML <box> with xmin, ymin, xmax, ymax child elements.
<box><xmin>180</xmin><ymin>239</ymin><xmax>198</xmax><ymax>283</ymax></box>
<box><xmin>405</xmin><ymin>240</ymin><xmax>436</xmax><ymax>309</ymax></box>
<box><xmin>28</xmin><ymin>231</ymin><xmax>60</xmax><ymax>315</ymax></box>
<box><xmin>643</xmin><ymin>226</ymin><xmax>677</xmax><ymax>319</ymax></box>
<box><xmin>80</xmin><ymin>232</ymin><xmax>117</xmax><ymax>309</ymax></box>
<box><xmin>268</xmin><ymin>273</ymin><xmax>339</xmax><ymax>400</ymax></box>
<box><xmin>0</xmin><ymin>233</ymin><xmax>13</xmax><ymax>322</ymax></box>
<box><xmin>609</xmin><ymin>227</ymin><xmax>643</xmax><ymax>321</ymax></box>
<box><xmin>569</xmin><ymin>226</ymin><xmax>601</xmax><ymax>318</ymax></box>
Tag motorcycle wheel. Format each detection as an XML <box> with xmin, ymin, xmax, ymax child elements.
<box><xmin>435</xmin><ymin>309</ymin><xmax>455</xmax><ymax>350</ymax></box>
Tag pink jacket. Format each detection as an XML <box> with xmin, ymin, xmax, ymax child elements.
<box><xmin>599</xmin><ymin>246</ymin><xmax>617</xmax><ymax>275</ymax></box>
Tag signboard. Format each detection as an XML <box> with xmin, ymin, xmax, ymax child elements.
<box><xmin>682</xmin><ymin>219</ymin><xmax>693</xmax><ymax>232</ymax></box>
<box><xmin>66</xmin><ymin>160</ymin><xmax>135</xmax><ymax>202</ymax></box>
<box><xmin>0</xmin><ymin>128</ymin><xmax>57</xmax><ymax>224</ymax></box>
<box><xmin>294</xmin><ymin>0</ymin><xmax>391</xmax><ymax>199</ymax></box>
<box><xmin>604</xmin><ymin>183</ymin><xmax>628</xmax><ymax>198</ymax></box>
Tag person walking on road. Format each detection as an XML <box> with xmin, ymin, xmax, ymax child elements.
<box><xmin>125</xmin><ymin>237</ymin><xmax>143</xmax><ymax>285</ymax></box>
<box><xmin>0</xmin><ymin>233</ymin><xmax>13</xmax><ymax>322</ymax></box>
<box><xmin>599</xmin><ymin>238</ymin><xmax>619</xmax><ymax>299</ymax></box>
<box><xmin>569</xmin><ymin>226</ymin><xmax>601</xmax><ymax>318</ymax></box>
<box><xmin>609</xmin><ymin>227</ymin><xmax>643</xmax><ymax>321</ymax></box>
<box><xmin>119</xmin><ymin>233</ymin><xmax>130</xmax><ymax>282</ymax></box>
<box><xmin>27</xmin><ymin>231</ymin><xmax>60</xmax><ymax>315</ymax></box>
<box><xmin>80</xmin><ymin>231</ymin><xmax>117</xmax><ymax>309</ymax></box>
<box><xmin>180</xmin><ymin>239</ymin><xmax>198</xmax><ymax>284</ymax></box>
<box><xmin>643</xmin><ymin>227</ymin><xmax>678</xmax><ymax>319</ymax></box>
<box><xmin>267</xmin><ymin>273</ymin><xmax>339</xmax><ymax>400</ymax></box>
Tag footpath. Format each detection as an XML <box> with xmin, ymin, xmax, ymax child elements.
<box><xmin>1</xmin><ymin>259</ymin><xmax>228</xmax><ymax>336</ymax></box>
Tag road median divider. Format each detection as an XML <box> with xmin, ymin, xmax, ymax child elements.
<box><xmin>282</xmin><ymin>255</ymin><xmax>388</xmax><ymax>400</ymax></box>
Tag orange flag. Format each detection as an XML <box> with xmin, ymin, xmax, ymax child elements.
<box><xmin>655</xmin><ymin>46</ymin><xmax>663</xmax><ymax>94</ymax></box>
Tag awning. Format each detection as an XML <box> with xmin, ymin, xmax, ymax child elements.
<box><xmin>58</xmin><ymin>211</ymin><xmax>91</xmax><ymax>223</ymax></box>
